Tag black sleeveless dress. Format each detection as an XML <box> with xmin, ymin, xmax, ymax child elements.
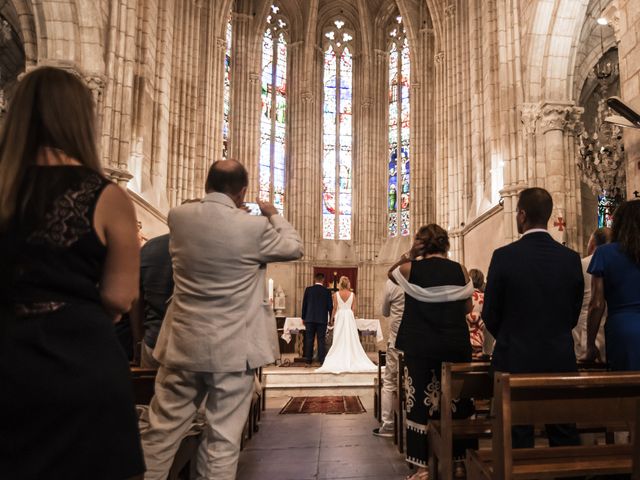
<box><xmin>0</xmin><ymin>166</ymin><xmax>145</xmax><ymax>479</ymax></box>
<box><xmin>395</xmin><ymin>257</ymin><xmax>474</xmax><ymax>467</ymax></box>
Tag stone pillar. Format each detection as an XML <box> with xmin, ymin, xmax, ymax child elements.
<box><xmin>411</xmin><ymin>26</ymin><xmax>436</xmax><ymax>228</ymax></box>
<box><xmin>229</xmin><ymin>12</ymin><xmax>261</xmax><ymax>200</ymax></box>
<box><xmin>287</xmin><ymin>36</ymin><xmax>322</xmax><ymax>314</ymax></box>
<box><xmin>434</xmin><ymin>51</ymin><xmax>447</xmax><ymax>226</ymax></box>
<box><xmin>539</xmin><ymin>103</ymin><xmax>571</xmax><ymax>244</ymax></box>
<box><xmin>101</xmin><ymin>0</ymin><xmax>138</xmax><ymax>174</ymax></box>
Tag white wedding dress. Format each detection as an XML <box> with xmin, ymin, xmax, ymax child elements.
<box><xmin>315</xmin><ymin>292</ymin><xmax>377</xmax><ymax>374</ymax></box>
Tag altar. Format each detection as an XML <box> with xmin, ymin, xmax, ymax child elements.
<box><xmin>281</xmin><ymin>317</ymin><xmax>384</xmax><ymax>356</ymax></box>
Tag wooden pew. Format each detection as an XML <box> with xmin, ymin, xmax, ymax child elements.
<box><xmin>394</xmin><ymin>352</ymin><xmax>406</xmax><ymax>453</ymax></box>
<box><xmin>466</xmin><ymin>371</ymin><xmax>640</xmax><ymax>480</ymax></box>
<box><xmin>428</xmin><ymin>362</ymin><xmax>492</xmax><ymax>480</ymax></box>
<box><xmin>374</xmin><ymin>350</ymin><xmax>387</xmax><ymax>422</ymax></box>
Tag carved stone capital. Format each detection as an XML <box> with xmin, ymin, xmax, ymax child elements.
<box><xmin>361</xmin><ymin>97</ymin><xmax>373</xmax><ymax>109</ymax></box>
<box><xmin>84</xmin><ymin>73</ymin><xmax>106</xmax><ymax>108</ymax></box>
<box><xmin>104</xmin><ymin>166</ymin><xmax>133</xmax><ymax>187</ymax></box>
<box><xmin>232</xmin><ymin>12</ymin><xmax>252</xmax><ymax>23</ymax></box>
<box><xmin>249</xmin><ymin>72</ymin><xmax>260</xmax><ymax>84</ymax></box>
<box><xmin>434</xmin><ymin>52</ymin><xmax>445</xmax><ymax>64</ymax></box>
<box><xmin>539</xmin><ymin>104</ymin><xmax>572</xmax><ymax>133</ymax></box>
<box><xmin>520</xmin><ymin>103</ymin><xmax>540</xmax><ymax>136</ymax></box>
<box><xmin>445</xmin><ymin>4</ymin><xmax>456</xmax><ymax>19</ymax></box>
<box><xmin>216</xmin><ymin>37</ymin><xmax>227</xmax><ymax>51</ymax></box>
<box><xmin>301</xmin><ymin>91</ymin><xmax>313</xmax><ymax>104</ymax></box>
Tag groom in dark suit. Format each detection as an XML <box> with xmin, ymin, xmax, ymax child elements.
<box><xmin>301</xmin><ymin>273</ymin><xmax>333</xmax><ymax>365</ymax></box>
<box><xmin>483</xmin><ymin>187</ymin><xmax>583</xmax><ymax>449</ymax></box>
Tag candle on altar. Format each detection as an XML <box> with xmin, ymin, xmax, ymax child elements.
<box><xmin>268</xmin><ymin>278</ymin><xmax>274</xmax><ymax>305</ymax></box>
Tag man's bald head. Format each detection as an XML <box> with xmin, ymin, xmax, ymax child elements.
<box><xmin>205</xmin><ymin>160</ymin><xmax>248</xmax><ymax>195</ymax></box>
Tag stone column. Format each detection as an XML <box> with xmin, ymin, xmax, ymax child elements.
<box><xmin>287</xmin><ymin>38</ymin><xmax>322</xmax><ymax>314</ymax></box>
<box><xmin>539</xmin><ymin>103</ymin><xmax>571</xmax><ymax>244</ymax></box>
<box><xmin>101</xmin><ymin>0</ymin><xmax>138</xmax><ymax>175</ymax></box>
<box><xmin>229</xmin><ymin>12</ymin><xmax>261</xmax><ymax>199</ymax></box>
<box><xmin>434</xmin><ymin>51</ymin><xmax>447</xmax><ymax>226</ymax></box>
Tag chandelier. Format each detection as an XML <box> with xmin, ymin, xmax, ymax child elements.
<box><xmin>577</xmin><ymin>57</ymin><xmax>626</xmax><ymax>227</ymax></box>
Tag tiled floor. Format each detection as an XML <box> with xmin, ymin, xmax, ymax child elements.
<box><xmin>236</xmin><ymin>397</ymin><xmax>411</xmax><ymax>480</ymax></box>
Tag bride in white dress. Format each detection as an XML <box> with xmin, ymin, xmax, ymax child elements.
<box><xmin>316</xmin><ymin>276</ymin><xmax>377</xmax><ymax>373</ymax></box>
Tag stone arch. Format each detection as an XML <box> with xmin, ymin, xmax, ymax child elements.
<box><xmin>5</xmin><ymin>0</ymin><xmax>36</xmax><ymax>65</ymax></box>
<box><xmin>572</xmin><ymin>0</ymin><xmax>618</xmax><ymax>101</ymax></box>
<box><xmin>522</xmin><ymin>0</ymin><xmax>599</xmax><ymax>102</ymax></box>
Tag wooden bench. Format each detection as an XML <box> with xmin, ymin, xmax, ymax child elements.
<box><xmin>428</xmin><ymin>362</ymin><xmax>492</xmax><ymax>480</ymax></box>
<box><xmin>394</xmin><ymin>352</ymin><xmax>406</xmax><ymax>453</ymax></box>
<box><xmin>466</xmin><ymin>371</ymin><xmax>640</xmax><ymax>480</ymax></box>
<box><xmin>374</xmin><ymin>350</ymin><xmax>387</xmax><ymax>421</ymax></box>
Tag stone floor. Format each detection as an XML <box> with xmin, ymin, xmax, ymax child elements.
<box><xmin>236</xmin><ymin>396</ymin><xmax>411</xmax><ymax>480</ymax></box>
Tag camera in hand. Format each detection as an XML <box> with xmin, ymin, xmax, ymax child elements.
<box><xmin>244</xmin><ymin>202</ymin><xmax>262</xmax><ymax>216</ymax></box>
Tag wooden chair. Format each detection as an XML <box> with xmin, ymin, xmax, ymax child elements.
<box><xmin>374</xmin><ymin>350</ymin><xmax>387</xmax><ymax>421</ymax></box>
<box><xmin>466</xmin><ymin>371</ymin><xmax>640</xmax><ymax>480</ymax></box>
<box><xmin>394</xmin><ymin>352</ymin><xmax>406</xmax><ymax>453</ymax></box>
<box><xmin>428</xmin><ymin>362</ymin><xmax>492</xmax><ymax>480</ymax></box>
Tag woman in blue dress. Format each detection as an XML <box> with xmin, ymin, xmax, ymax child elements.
<box><xmin>586</xmin><ymin>199</ymin><xmax>640</xmax><ymax>370</ymax></box>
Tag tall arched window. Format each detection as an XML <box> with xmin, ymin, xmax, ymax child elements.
<box><xmin>222</xmin><ymin>14</ymin><xmax>232</xmax><ymax>159</ymax></box>
<box><xmin>388</xmin><ymin>16</ymin><xmax>410</xmax><ymax>237</ymax></box>
<box><xmin>259</xmin><ymin>4</ymin><xmax>287</xmax><ymax>214</ymax></box>
<box><xmin>322</xmin><ymin>20</ymin><xmax>354</xmax><ymax>240</ymax></box>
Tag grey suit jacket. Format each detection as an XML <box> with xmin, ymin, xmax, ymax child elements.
<box><xmin>153</xmin><ymin>192</ymin><xmax>304</xmax><ymax>372</ymax></box>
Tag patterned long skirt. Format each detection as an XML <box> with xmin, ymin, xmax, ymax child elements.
<box><xmin>403</xmin><ymin>355</ymin><xmax>476</xmax><ymax>468</ymax></box>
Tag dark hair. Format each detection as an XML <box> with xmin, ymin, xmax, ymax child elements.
<box><xmin>517</xmin><ymin>188</ymin><xmax>553</xmax><ymax>226</ymax></box>
<box><xmin>205</xmin><ymin>160</ymin><xmax>248</xmax><ymax>195</ymax></box>
<box><xmin>612</xmin><ymin>200</ymin><xmax>640</xmax><ymax>264</ymax></box>
<box><xmin>469</xmin><ymin>269</ymin><xmax>485</xmax><ymax>290</ymax></box>
<box><xmin>592</xmin><ymin>227</ymin><xmax>611</xmax><ymax>248</ymax></box>
<box><xmin>0</xmin><ymin>66</ymin><xmax>100</xmax><ymax>230</ymax></box>
<box><xmin>314</xmin><ymin>273</ymin><xmax>325</xmax><ymax>282</ymax></box>
<box><xmin>416</xmin><ymin>224</ymin><xmax>450</xmax><ymax>255</ymax></box>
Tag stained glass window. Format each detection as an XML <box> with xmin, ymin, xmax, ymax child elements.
<box><xmin>323</xmin><ymin>20</ymin><xmax>354</xmax><ymax>240</ymax></box>
<box><xmin>259</xmin><ymin>4</ymin><xmax>287</xmax><ymax>215</ymax></box>
<box><xmin>388</xmin><ymin>17</ymin><xmax>410</xmax><ymax>237</ymax></box>
<box><xmin>222</xmin><ymin>15</ymin><xmax>232</xmax><ymax>159</ymax></box>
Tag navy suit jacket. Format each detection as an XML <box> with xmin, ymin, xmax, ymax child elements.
<box><xmin>301</xmin><ymin>284</ymin><xmax>333</xmax><ymax>324</ymax></box>
<box><xmin>482</xmin><ymin>232</ymin><xmax>583</xmax><ymax>373</ymax></box>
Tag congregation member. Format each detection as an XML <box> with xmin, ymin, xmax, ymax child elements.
<box><xmin>301</xmin><ymin>272</ymin><xmax>333</xmax><ymax>365</ymax></box>
<box><xmin>466</xmin><ymin>268</ymin><xmax>486</xmax><ymax>359</ymax></box>
<box><xmin>0</xmin><ymin>67</ymin><xmax>144</xmax><ymax>479</ymax></box>
<box><xmin>483</xmin><ymin>187</ymin><xmax>583</xmax><ymax>448</ymax></box>
<box><xmin>131</xmin><ymin>232</ymin><xmax>173</xmax><ymax>369</ymax></box>
<box><xmin>586</xmin><ymin>199</ymin><xmax>640</xmax><ymax>370</ymax></box>
<box><xmin>389</xmin><ymin>224</ymin><xmax>475</xmax><ymax>480</ymax></box>
<box><xmin>573</xmin><ymin>227</ymin><xmax>610</xmax><ymax>362</ymax></box>
<box><xmin>141</xmin><ymin>160</ymin><xmax>303</xmax><ymax>480</ymax></box>
<box><xmin>373</xmin><ymin>278</ymin><xmax>405</xmax><ymax>437</ymax></box>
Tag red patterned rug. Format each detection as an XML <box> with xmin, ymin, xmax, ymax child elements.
<box><xmin>279</xmin><ymin>396</ymin><xmax>366</xmax><ymax>415</ymax></box>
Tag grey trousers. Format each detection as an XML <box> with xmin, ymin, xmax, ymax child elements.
<box><xmin>141</xmin><ymin>365</ymin><xmax>255</xmax><ymax>480</ymax></box>
<box><xmin>380</xmin><ymin>346</ymin><xmax>399</xmax><ymax>431</ymax></box>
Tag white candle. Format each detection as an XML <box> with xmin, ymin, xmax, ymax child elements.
<box><xmin>268</xmin><ymin>278</ymin><xmax>274</xmax><ymax>305</ymax></box>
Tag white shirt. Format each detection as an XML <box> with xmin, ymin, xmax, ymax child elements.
<box><xmin>522</xmin><ymin>228</ymin><xmax>549</xmax><ymax>236</ymax></box>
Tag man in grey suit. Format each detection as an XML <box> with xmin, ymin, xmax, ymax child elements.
<box><xmin>141</xmin><ymin>160</ymin><xmax>303</xmax><ymax>480</ymax></box>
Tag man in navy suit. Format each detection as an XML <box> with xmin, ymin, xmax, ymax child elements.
<box><xmin>301</xmin><ymin>273</ymin><xmax>333</xmax><ymax>365</ymax></box>
<box><xmin>483</xmin><ymin>187</ymin><xmax>583</xmax><ymax>448</ymax></box>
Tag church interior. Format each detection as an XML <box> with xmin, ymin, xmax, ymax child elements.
<box><xmin>2</xmin><ymin>0</ymin><xmax>640</xmax><ymax>478</ymax></box>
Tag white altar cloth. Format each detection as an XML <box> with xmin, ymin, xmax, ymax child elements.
<box><xmin>281</xmin><ymin>317</ymin><xmax>384</xmax><ymax>344</ymax></box>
